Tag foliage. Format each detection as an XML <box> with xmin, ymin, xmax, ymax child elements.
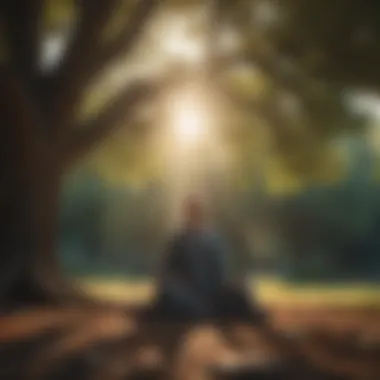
<box><xmin>214</xmin><ymin>0</ymin><xmax>371</xmax><ymax>184</ymax></box>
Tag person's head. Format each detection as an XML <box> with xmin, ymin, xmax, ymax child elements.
<box><xmin>182</xmin><ymin>196</ymin><xmax>205</xmax><ymax>230</ymax></box>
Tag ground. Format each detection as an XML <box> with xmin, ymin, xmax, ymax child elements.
<box><xmin>75</xmin><ymin>276</ymin><xmax>380</xmax><ymax>308</ymax></box>
<box><xmin>0</xmin><ymin>278</ymin><xmax>379</xmax><ymax>380</ymax></box>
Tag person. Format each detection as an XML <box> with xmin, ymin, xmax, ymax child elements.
<box><xmin>151</xmin><ymin>196</ymin><xmax>266</xmax><ymax>324</ymax></box>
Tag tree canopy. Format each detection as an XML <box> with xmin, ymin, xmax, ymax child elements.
<box><xmin>54</xmin><ymin>0</ymin><xmax>377</xmax><ymax>193</ymax></box>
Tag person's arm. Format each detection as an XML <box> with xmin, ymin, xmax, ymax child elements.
<box><xmin>158</xmin><ymin>234</ymin><xmax>185</xmax><ymax>288</ymax></box>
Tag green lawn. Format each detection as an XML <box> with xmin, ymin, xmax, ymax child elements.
<box><xmin>74</xmin><ymin>276</ymin><xmax>380</xmax><ymax>308</ymax></box>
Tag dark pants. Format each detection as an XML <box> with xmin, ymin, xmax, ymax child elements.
<box><xmin>214</xmin><ymin>285</ymin><xmax>266</xmax><ymax>323</ymax></box>
<box><xmin>148</xmin><ymin>283</ymin><xmax>266</xmax><ymax>324</ymax></box>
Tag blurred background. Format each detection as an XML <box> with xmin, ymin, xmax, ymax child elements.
<box><xmin>2</xmin><ymin>0</ymin><xmax>380</xmax><ymax>308</ymax></box>
<box><xmin>44</xmin><ymin>0</ymin><xmax>380</xmax><ymax>307</ymax></box>
<box><xmin>2</xmin><ymin>1</ymin><xmax>380</xmax><ymax>379</ymax></box>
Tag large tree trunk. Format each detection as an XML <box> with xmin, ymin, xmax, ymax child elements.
<box><xmin>0</xmin><ymin>0</ymin><xmax>160</xmax><ymax>310</ymax></box>
<box><xmin>1</xmin><ymin>174</ymin><xmax>61</xmax><ymax>308</ymax></box>
<box><xmin>0</xmin><ymin>75</ymin><xmax>79</xmax><ymax>309</ymax></box>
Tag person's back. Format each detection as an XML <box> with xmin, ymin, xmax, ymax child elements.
<box><xmin>153</xmin><ymin>196</ymin><xmax>266</xmax><ymax>324</ymax></box>
<box><xmin>166</xmin><ymin>229</ymin><xmax>225</xmax><ymax>298</ymax></box>
<box><xmin>156</xmin><ymin>197</ymin><xmax>227</xmax><ymax>319</ymax></box>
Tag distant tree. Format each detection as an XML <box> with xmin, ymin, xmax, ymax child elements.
<box><xmin>265</xmin><ymin>150</ymin><xmax>380</xmax><ymax>280</ymax></box>
<box><xmin>60</xmin><ymin>173</ymin><xmax>106</xmax><ymax>262</ymax></box>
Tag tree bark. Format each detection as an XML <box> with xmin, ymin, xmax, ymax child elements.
<box><xmin>2</xmin><ymin>140</ymin><xmax>91</xmax><ymax>309</ymax></box>
<box><xmin>0</xmin><ymin>0</ymin><xmax>161</xmax><ymax>309</ymax></box>
<box><xmin>0</xmin><ymin>73</ymin><xmax>84</xmax><ymax>308</ymax></box>
<box><xmin>0</xmin><ymin>137</ymin><xmax>53</xmax><ymax>307</ymax></box>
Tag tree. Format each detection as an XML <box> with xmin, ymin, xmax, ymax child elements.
<box><xmin>0</xmin><ymin>0</ymin><xmax>160</xmax><ymax>307</ymax></box>
<box><xmin>215</xmin><ymin>0</ymin><xmax>369</xmax><ymax>180</ymax></box>
<box><xmin>2</xmin><ymin>0</ymin><xmax>379</xmax><ymax>307</ymax></box>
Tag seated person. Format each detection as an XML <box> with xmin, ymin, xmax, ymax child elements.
<box><xmin>151</xmin><ymin>196</ymin><xmax>265</xmax><ymax>323</ymax></box>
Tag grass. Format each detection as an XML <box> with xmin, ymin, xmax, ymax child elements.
<box><xmin>74</xmin><ymin>276</ymin><xmax>380</xmax><ymax>308</ymax></box>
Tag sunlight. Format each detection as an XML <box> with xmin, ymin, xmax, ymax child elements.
<box><xmin>40</xmin><ymin>32</ymin><xmax>68</xmax><ymax>72</ymax></box>
<box><xmin>170</xmin><ymin>86</ymin><xmax>207</xmax><ymax>144</ymax></box>
<box><xmin>155</xmin><ymin>9</ymin><xmax>207</xmax><ymax>65</ymax></box>
<box><xmin>156</xmin><ymin>79</ymin><xmax>228</xmax><ymax>230</ymax></box>
<box><xmin>163</xmin><ymin>31</ymin><xmax>205</xmax><ymax>64</ymax></box>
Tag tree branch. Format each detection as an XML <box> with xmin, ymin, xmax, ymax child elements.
<box><xmin>218</xmin><ymin>80</ymin><xmax>297</xmax><ymax>152</ymax></box>
<box><xmin>221</xmin><ymin>33</ymin><xmax>357</xmax><ymax>142</ymax></box>
<box><xmin>55</xmin><ymin>0</ymin><xmax>119</xmax><ymax>80</ymax></box>
<box><xmin>242</xmin><ymin>38</ymin><xmax>353</xmax><ymax>131</ymax></box>
<box><xmin>213</xmin><ymin>0</ymin><xmax>325</xmax><ymax>134</ymax></box>
<box><xmin>63</xmin><ymin>81</ymin><xmax>157</xmax><ymax>167</ymax></box>
<box><xmin>97</xmin><ymin>0</ymin><xmax>160</xmax><ymax>68</ymax></box>
<box><xmin>48</xmin><ymin>1</ymin><xmax>119</xmax><ymax>133</ymax></box>
<box><xmin>211</xmin><ymin>0</ymin><xmax>348</xmax><ymax>131</ymax></box>
<box><xmin>50</xmin><ymin>0</ymin><xmax>160</xmax><ymax>140</ymax></box>
<box><xmin>0</xmin><ymin>66</ymin><xmax>46</xmax><ymax>155</ymax></box>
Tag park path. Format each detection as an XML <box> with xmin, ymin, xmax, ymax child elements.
<box><xmin>0</xmin><ymin>305</ymin><xmax>379</xmax><ymax>380</ymax></box>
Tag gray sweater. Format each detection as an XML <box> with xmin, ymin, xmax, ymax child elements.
<box><xmin>160</xmin><ymin>229</ymin><xmax>228</xmax><ymax>314</ymax></box>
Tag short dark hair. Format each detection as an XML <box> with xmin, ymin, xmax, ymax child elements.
<box><xmin>183</xmin><ymin>195</ymin><xmax>203</xmax><ymax>218</ymax></box>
